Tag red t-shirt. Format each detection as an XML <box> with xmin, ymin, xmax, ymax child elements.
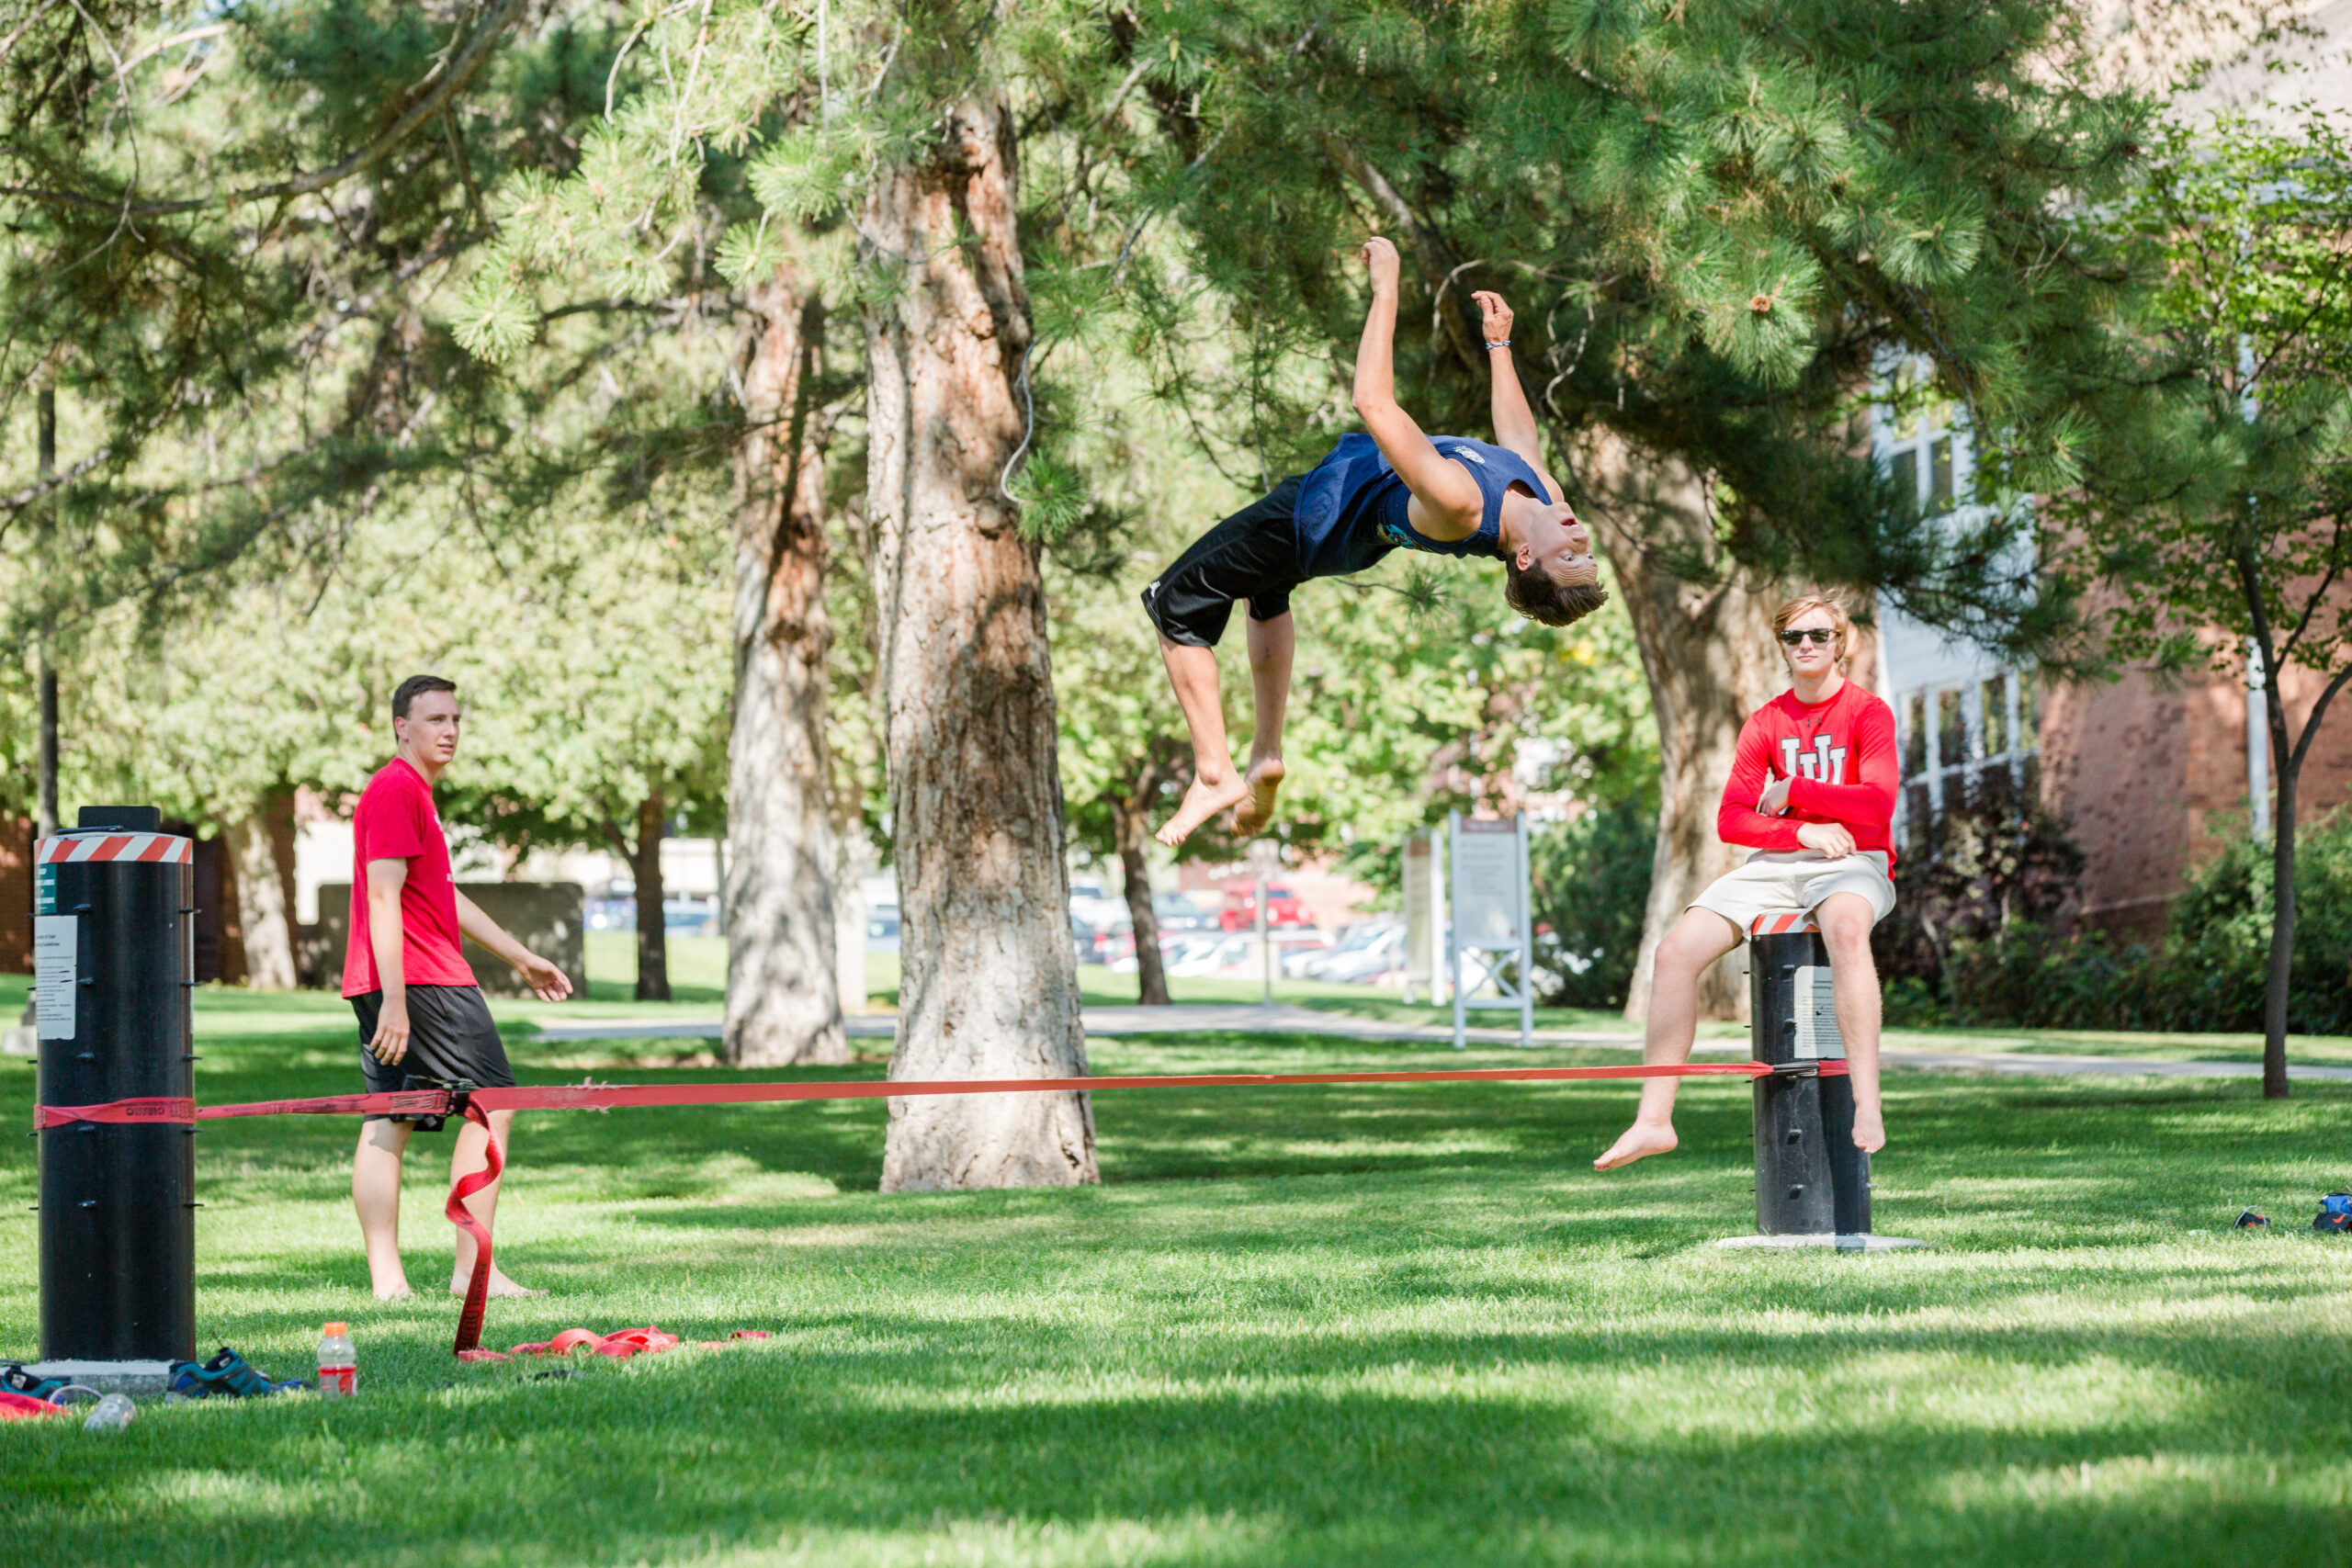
<box><xmin>1717</xmin><ymin>680</ymin><xmax>1900</xmax><ymax>863</ymax></box>
<box><xmin>341</xmin><ymin>759</ymin><xmax>477</xmax><ymax>998</ymax></box>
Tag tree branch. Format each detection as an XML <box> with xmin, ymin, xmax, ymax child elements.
<box><xmin>2</xmin><ymin>0</ymin><xmax>524</xmax><ymax>218</ymax></box>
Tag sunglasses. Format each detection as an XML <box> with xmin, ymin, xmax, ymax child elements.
<box><xmin>1778</xmin><ymin>627</ymin><xmax>1838</xmax><ymax>647</ymax></box>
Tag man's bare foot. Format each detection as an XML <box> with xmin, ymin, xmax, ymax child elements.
<box><xmin>1156</xmin><ymin>770</ymin><xmax>1249</xmax><ymax>847</ymax></box>
<box><xmin>1851</xmin><ymin>1112</ymin><xmax>1885</xmax><ymax>1155</ymax></box>
<box><xmin>371</xmin><ymin>1281</ymin><xmax>413</xmax><ymax>1302</ymax></box>
<box><xmin>1233</xmin><ymin>757</ymin><xmax>1286</xmax><ymax>837</ymax></box>
<box><xmin>1593</xmin><ymin>1121</ymin><xmax>1679</xmax><ymax>1171</ymax></box>
<box><xmin>451</xmin><ymin>1269</ymin><xmax>544</xmax><ymax>1300</ymax></box>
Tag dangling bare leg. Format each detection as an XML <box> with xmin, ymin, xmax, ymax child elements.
<box><xmin>1815</xmin><ymin>892</ymin><xmax>1886</xmax><ymax>1154</ymax></box>
<box><xmin>1155</xmin><ymin>637</ymin><xmax>1250</xmax><ymax>847</ymax></box>
<box><xmin>1594</xmin><ymin>907</ymin><xmax>1742</xmax><ymax>1170</ymax></box>
<box><xmin>1234</xmin><ymin>609</ymin><xmax>1294</xmax><ymax>836</ymax></box>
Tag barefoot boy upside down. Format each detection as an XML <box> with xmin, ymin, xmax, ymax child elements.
<box><xmin>1593</xmin><ymin>595</ymin><xmax>1898</xmax><ymax>1172</ymax></box>
<box><xmin>1144</xmin><ymin>236</ymin><xmax>1607</xmax><ymax>847</ymax></box>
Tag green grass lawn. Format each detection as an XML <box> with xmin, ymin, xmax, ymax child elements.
<box><xmin>3</xmin><ymin>984</ymin><xmax>2352</xmax><ymax>1562</ymax></box>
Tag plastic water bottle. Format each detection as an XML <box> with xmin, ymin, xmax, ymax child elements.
<box><xmin>317</xmin><ymin>1321</ymin><xmax>356</xmax><ymax>1398</ymax></box>
<box><xmin>82</xmin><ymin>1393</ymin><xmax>135</xmax><ymax>1431</ymax></box>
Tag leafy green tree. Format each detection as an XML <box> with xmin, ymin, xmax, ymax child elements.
<box><xmin>2058</xmin><ymin>107</ymin><xmax>2352</xmax><ymax>1097</ymax></box>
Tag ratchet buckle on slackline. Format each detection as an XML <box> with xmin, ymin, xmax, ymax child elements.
<box><xmin>394</xmin><ymin>1076</ymin><xmax>479</xmax><ymax>1131</ymax></box>
<box><xmin>1768</xmin><ymin>1060</ymin><xmax>1822</xmax><ymax>1079</ymax></box>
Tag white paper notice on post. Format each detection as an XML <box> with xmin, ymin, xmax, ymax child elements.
<box><xmin>34</xmin><ymin>915</ymin><xmax>76</xmax><ymax>1040</ymax></box>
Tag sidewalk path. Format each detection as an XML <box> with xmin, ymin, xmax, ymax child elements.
<box><xmin>527</xmin><ymin>1004</ymin><xmax>2352</xmax><ymax>1082</ymax></box>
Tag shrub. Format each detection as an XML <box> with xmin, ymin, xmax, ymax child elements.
<box><xmin>1942</xmin><ymin>812</ymin><xmax>2352</xmax><ymax>1034</ymax></box>
<box><xmin>1871</xmin><ymin>767</ymin><xmax>2085</xmax><ymax>1001</ymax></box>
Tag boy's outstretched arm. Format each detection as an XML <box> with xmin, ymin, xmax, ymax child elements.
<box><xmin>1474</xmin><ymin>291</ymin><xmax>1549</xmax><ymax>483</ymax></box>
<box><xmin>1353</xmin><ymin>238</ymin><xmax>1480</xmax><ymax>536</ymax></box>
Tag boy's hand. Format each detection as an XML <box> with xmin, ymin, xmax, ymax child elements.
<box><xmin>1360</xmin><ymin>236</ymin><xmax>1401</xmax><ymax>295</ymax></box>
<box><xmin>516</xmin><ymin>951</ymin><xmax>573</xmax><ymax>1003</ymax></box>
<box><xmin>1472</xmin><ymin>289</ymin><xmax>1514</xmax><ymax>346</ymax></box>
<box><xmin>1758</xmin><ymin>774</ymin><xmax>1792</xmax><ymax>816</ymax></box>
<box><xmin>1796</xmin><ymin>820</ymin><xmax>1856</xmax><ymax>859</ymax></box>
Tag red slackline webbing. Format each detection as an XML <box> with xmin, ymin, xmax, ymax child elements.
<box><xmin>30</xmin><ymin>1058</ymin><xmax>1850</xmax><ymax>1353</ymax></box>
<box><xmin>31</xmin><ymin>1058</ymin><xmax>1840</xmax><ymax>1128</ymax></box>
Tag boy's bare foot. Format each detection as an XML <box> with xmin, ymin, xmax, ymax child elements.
<box><xmin>371</xmin><ymin>1281</ymin><xmax>413</xmax><ymax>1302</ymax></box>
<box><xmin>1593</xmin><ymin>1121</ymin><xmax>1679</xmax><ymax>1171</ymax></box>
<box><xmin>1233</xmin><ymin>757</ymin><xmax>1286</xmax><ymax>837</ymax></box>
<box><xmin>1851</xmin><ymin>1111</ymin><xmax>1885</xmax><ymax>1154</ymax></box>
<box><xmin>1156</xmin><ymin>770</ymin><xmax>1249</xmax><ymax>847</ymax></box>
<box><xmin>452</xmin><ymin>1269</ymin><xmax>544</xmax><ymax>1300</ymax></box>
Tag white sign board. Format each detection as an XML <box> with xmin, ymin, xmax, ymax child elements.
<box><xmin>35</xmin><ymin>915</ymin><xmax>76</xmax><ymax>1040</ymax></box>
<box><xmin>1447</xmin><ymin>812</ymin><xmax>1533</xmax><ymax>1048</ymax></box>
<box><xmin>1452</xmin><ymin>825</ymin><xmax>1524</xmax><ymax>947</ymax></box>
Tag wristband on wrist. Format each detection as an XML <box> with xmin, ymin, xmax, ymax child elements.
<box><xmin>1486</xmin><ymin>339</ymin><xmax>1510</xmax><ymax>350</ymax></box>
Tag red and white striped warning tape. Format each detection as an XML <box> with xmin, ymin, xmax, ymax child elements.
<box><xmin>1749</xmin><ymin>911</ymin><xmax>1821</xmax><ymax>937</ymax></box>
<box><xmin>38</xmin><ymin>832</ymin><xmax>192</xmax><ymax>865</ymax></box>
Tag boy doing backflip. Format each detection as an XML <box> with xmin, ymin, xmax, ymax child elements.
<box><xmin>1593</xmin><ymin>595</ymin><xmax>1898</xmax><ymax>1171</ymax></box>
<box><xmin>346</xmin><ymin>675</ymin><xmax>574</xmax><ymax>1301</ymax></box>
<box><xmin>1146</xmin><ymin>237</ymin><xmax>1608</xmax><ymax>846</ymax></box>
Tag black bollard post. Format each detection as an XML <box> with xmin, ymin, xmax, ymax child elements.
<box><xmin>1721</xmin><ymin>912</ymin><xmax>1922</xmax><ymax>1253</ymax></box>
<box><xmin>31</xmin><ymin>806</ymin><xmax>198</xmax><ymax>1388</ymax></box>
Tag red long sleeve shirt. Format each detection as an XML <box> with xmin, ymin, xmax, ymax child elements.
<box><xmin>1716</xmin><ymin>680</ymin><xmax>1900</xmax><ymax>862</ymax></box>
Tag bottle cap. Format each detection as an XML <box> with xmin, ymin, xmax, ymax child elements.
<box><xmin>322</xmin><ymin>1321</ymin><xmax>348</xmax><ymax>1335</ymax></box>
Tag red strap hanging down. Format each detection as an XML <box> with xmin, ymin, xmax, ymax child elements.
<box><xmin>447</xmin><ymin>1100</ymin><xmax>503</xmax><ymax>1355</ymax></box>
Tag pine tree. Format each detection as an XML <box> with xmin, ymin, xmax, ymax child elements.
<box><xmin>1105</xmin><ymin>0</ymin><xmax>2177</xmax><ymax>1016</ymax></box>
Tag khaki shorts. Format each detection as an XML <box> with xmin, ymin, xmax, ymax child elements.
<box><xmin>1689</xmin><ymin>850</ymin><xmax>1895</xmax><ymax>937</ymax></box>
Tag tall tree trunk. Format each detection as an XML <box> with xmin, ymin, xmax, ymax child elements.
<box><xmin>833</xmin><ymin>828</ymin><xmax>870</xmax><ymax>1017</ymax></box>
<box><xmin>628</xmin><ymin>791</ymin><xmax>671</xmax><ymax>1003</ymax></box>
<box><xmin>1114</xmin><ymin>793</ymin><xmax>1171</xmax><ymax>1006</ymax></box>
<box><xmin>1572</xmin><ymin>430</ymin><xmax>1785</xmax><ymax>1023</ymax></box>
<box><xmin>2262</xmin><ymin>663</ymin><xmax>2296</xmax><ymax>1100</ymax></box>
<box><xmin>865</xmin><ymin>94</ymin><xmax>1096</xmax><ymax>1190</ymax></box>
<box><xmin>723</xmin><ymin>271</ymin><xmax>848</xmax><ymax>1066</ymax></box>
<box><xmin>35</xmin><ymin>386</ymin><xmax>56</xmax><ymax>838</ymax></box>
<box><xmin>229</xmin><ymin>805</ymin><xmax>297</xmax><ymax>989</ymax></box>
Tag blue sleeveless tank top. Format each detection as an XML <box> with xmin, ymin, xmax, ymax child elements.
<box><xmin>1292</xmin><ymin>434</ymin><xmax>1552</xmax><ymax>581</ymax></box>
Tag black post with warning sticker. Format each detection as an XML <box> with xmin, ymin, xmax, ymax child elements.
<box><xmin>1723</xmin><ymin>914</ymin><xmax>1923</xmax><ymax>1253</ymax></box>
<box><xmin>33</xmin><ymin>806</ymin><xmax>198</xmax><ymax>1382</ymax></box>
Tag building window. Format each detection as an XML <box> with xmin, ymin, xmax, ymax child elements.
<box><xmin>1876</xmin><ymin>359</ymin><xmax>1968</xmax><ymax>516</ymax></box>
<box><xmin>1892</xmin><ymin>669</ymin><xmax>2041</xmax><ymax>849</ymax></box>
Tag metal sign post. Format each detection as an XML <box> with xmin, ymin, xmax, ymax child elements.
<box><xmin>1445</xmin><ymin>812</ymin><xmax>1533</xmax><ymax>1049</ymax></box>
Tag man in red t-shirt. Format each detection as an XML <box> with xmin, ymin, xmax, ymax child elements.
<box><xmin>347</xmin><ymin>674</ymin><xmax>573</xmax><ymax>1301</ymax></box>
<box><xmin>1595</xmin><ymin>595</ymin><xmax>1897</xmax><ymax>1172</ymax></box>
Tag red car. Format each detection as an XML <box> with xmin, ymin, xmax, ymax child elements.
<box><xmin>1219</xmin><ymin>886</ymin><xmax>1310</xmax><ymax>931</ymax></box>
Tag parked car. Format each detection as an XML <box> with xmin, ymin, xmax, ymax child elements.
<box><xmin>583</xmin><ymin>897</ymin><xmax>720</xmax><ymax>936</ymax></box>
<box><xmin>1151</xmin><ymin>891</ymin><xmax>1218</xmax><ymax>933</ymax></box>
<box><xmin>1219</xmin><ymin>886</ymin><xmax>1310</xmax><ymax>931</ymax></box>
<box><xmin>1292</xmin><ymin>920</ymin><xmax>1403</xmax><ymax>979</ymax></box>
<box><xmin>866</xmin><ymin>904</ymin><xmax>901</xmax><ymax>952</ymax></box>
<box><xmin>664</xmin><ymin>897</ymin><xmax>720</xmax><ymax>937</ymax></box>
<box><xmin>1071</xmin><ymin>912</ymin><xmax>1134</xmax><ymax>967</ymax></box>
<box><xmin>1161</xmin><ymin>932</ymin><xmax>1260</xmax><ymax>977</ymax></box>
<box><xmin>1317</xmin><ymin>924</ymin><xmax>1408</xmax><ymax>985</ymax></box>
<box><xmin>585</xmin><ymin>897</ymin><xmax>636</xmax><ymax>932</ymax></box>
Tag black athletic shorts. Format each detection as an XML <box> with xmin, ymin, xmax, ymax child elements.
<box><xmin>1141</xmin><ymin>474</ymin><xmax>1306</xmax><ymax>648</ymax></box>
<box><xmin>351</xmin><ymin>984</ymin><xmax>515</xmax><ymax>1131</ymax></box>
